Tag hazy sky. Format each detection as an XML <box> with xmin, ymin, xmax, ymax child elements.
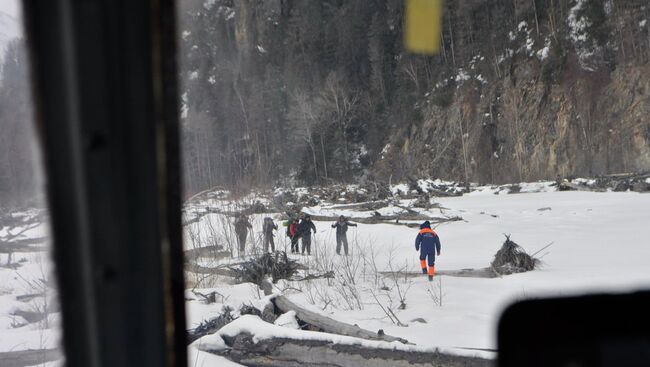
<box><xmin>0</xmin><ymin>0</ymin><xmax>20</xmax><ymax>18</ymax></box>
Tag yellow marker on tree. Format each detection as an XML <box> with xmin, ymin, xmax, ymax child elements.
<box><xmin>405</xmin><ymin>0</ymin><xmax>443</xmax><ymax>55</ymax></box>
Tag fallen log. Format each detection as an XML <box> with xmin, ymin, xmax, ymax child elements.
<box><xmin>184</xmin><ymin>246</ymin><xmax>230</xmax><ymax>261</ymax></box>
<box><xmin>307</xmin><ymin>213</ymin><xmax>462</xmax><ymax>226</ymax></box>
<box><xmin>0</xmin><ymin>348</ymin><xmax>61</xmax><ymax>367</ymax></box>
<box><xmin>12</xmin><ymin>309</ymin><xmax>49</xmax><ymax>324</ymax></box>
<box><xmin>294</xmin><ymin>271</ymin><xmax>334</xmax><ymax>281</ymax></box>
<box><xmin>379</xmin><ymin>268</ymin><xmax>499</xmax><ymax>279</ymax></box>
<box><xmin>267</xmin><ymin>288</ymin><xmax>408</xmax><ymax>344</ymax></box>
<box><xmin>16</xmin><ymin>293</ymin><xmax>45</xmax><ymax>302</ymax></box>
<box><xmin>322</xmin><ymin>200</ymin><xmax>390</xmax><ymax>211</ymax></box>
<box><xmin>187</xmin><ymin>260</ymin><xmax>310</xmax><ymax>280</ymax></box>
<box><xmin>186</xmin><ymin>263</ymin><xmax>235</xmax><ymax>277</ymax></box>
<box><xmin>0</xmin><ymin>243</ymin><xmax>49</xmax><ymax>254</ymax></box>
<box><xmin>211</xmin><ymin>331</ymin><xmax>491</xmax><ymax>367</ymax></box>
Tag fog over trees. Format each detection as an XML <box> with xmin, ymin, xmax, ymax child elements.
<box><xmin>0</xmin><ymin>39</ymin><xmax>39</xmax><ymax>207</ymax></box>
<box><xmin>1</xmin><ymin>1</ymin><xmax>649</xmax><ymax>205</ymax></box>
<box><xmin>178</xmin><ymin>0</ymin><xmax>650</xmax><ymax>197</ymax></box>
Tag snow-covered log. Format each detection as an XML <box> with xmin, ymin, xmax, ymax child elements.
<box><xmin>199</xmin><ymin>315</ymin><xmax>490</xmax><ymax>367</ymax></box>
<box><xmin>379</xmin><ymin>268</ymin><xmax>499</xmax><ymax>279</ymax></box>
<box><xmin>267</xmin><ymin>289</ymin><xmax>409</xmax><ymax>344</ymax></box>
<box><xmin>184</xmin><ymin>245</ymin><xmax>230</xmax><ymax>261</ymax></box>
<box><xmin>0</xmin><ymin>348</ymin><xmax>61</xmax><ymax>367</ymax></box>
<box><xmin>306</xmin><ymin>213</ymin><xmax>462</xmax><ymax>226</ymax></box>
<box><xmin>221</xmin><ymin>333</ymin><xmax>490</xmax><ymax>367</ymax></box>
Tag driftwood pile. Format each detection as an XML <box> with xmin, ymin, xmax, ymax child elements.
<box><xmin>0</xmin><ymin>210</ymin><xmax>48</xmax><ymax>267</ymax></box>
<box><xmin>187</xmin><ymin>306</ymin><xmax>234</xmax><ymax>344</ymax></box>
<box><xmin>557</xmin><ymin>172</ymin><xmax>650</xmax><ymax>193</ymax></box>
<box><xmin>490</xmin><ymin>235</ymin><xmax>539</xmax><ymax>275</ymax></box>
<box><xmin>228</xmin><ymin>252</ymin><xmax>301</xmax><ymax>284</ymax></box>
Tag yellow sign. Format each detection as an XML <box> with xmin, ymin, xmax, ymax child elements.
<box><xmin>405</xmin><ymin>0</ymin><xmax>443</xmax><ymax>55</ymax></box>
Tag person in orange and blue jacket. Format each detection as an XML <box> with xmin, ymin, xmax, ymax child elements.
<box><xmin>415</xmin><ymin>220</ymin><xmax>441</xmax><ymax>281</ymax></box>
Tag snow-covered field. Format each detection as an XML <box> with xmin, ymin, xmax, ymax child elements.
<box><xmin>185</xmin><ymin>187</ymin><xmax>650</xmax><ymax>364</ymax></box>
<box><xmin>2</xmin><ymin>185</ymin><xmax>650</xmax><ymax>366</ymax></box>
<box><xmin>0</xmin><ymin>219</ymin><xmax>61</xmax><ymax>357</ymax></box>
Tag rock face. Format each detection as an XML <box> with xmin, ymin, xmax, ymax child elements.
<box><xmin>178</xmin><ymin>0</ymin><xmax>650</xmax><ymax>193</ymax></box>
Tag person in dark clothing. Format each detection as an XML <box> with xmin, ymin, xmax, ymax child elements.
<box><xmin>262</xmin><ymin>217</ymin><xmax>278</xmax><ymax>253</ymax></box>
<box><xmin>297</xmin><ymin>215</ymin><xmax>316</xmax><ymax>255</ymax></box>
<box><xmin>234</xmin><ymin>214</ymin><xmax>252</xmax><ymax>257</ymax></box>
<box><xmin>331</xmin><ymin>215</ymin><xmax>357</xmax><ymax>255</ymax></box>
<box><xmin>288</xmin><ymin>218</ymin><xmax>300</xmax><ymax>253</ymax></box>
<box><xmin>415</xmin><ymin>220</ymin><xmax>441</xmax><ymax>281</ymax></box>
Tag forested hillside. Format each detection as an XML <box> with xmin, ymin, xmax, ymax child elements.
<box><xmin>0</xmin><ymin>39</ymin><xmax>38</xmax><ymax>207</ymax></box>
<box><xmin>179</xmin><ymin>0</ymin><xmax>650</xmax><ymax>195</ymax></box>
<box><xmin>0</xmin><ymin>1</ymin><xmax>648</xmax><ymax>204</ymax></box>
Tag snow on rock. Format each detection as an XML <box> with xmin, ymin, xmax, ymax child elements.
<box><xmin>517</xmin><ymin>21</ymin><xmax>528</xmax><ymax>31</ymax></box>
<box><xmin>454</xmin><ymin>69</ymin><xmax>470</xmax><ymax>84</ymax></box>
<box><xmin>192</xmin><ymin>332</ymin><xmax>229</xmax><ymax>351</ymax></box>
<box><xmin>536</xmin><ymin>45</ymin><xmax>550</xmax><ymax>60</ymax></box>
<box><xmin>567</xmin><ymin>0</ymin><xmax>601</xmax><ymax>71</ymax></box>
<box><xmin>203</xmin><ymin>0</ymin><xmax>217</xmax><ymax>11</ymax></box>
<box><xmin>390</xmin><ymin>183</ymin><xmax>410</xmax><ymax>196</ymax></box>
<box><xmin>274</xmin><ymin>310</ymin><xmax>300</xmax><ymax>329</ymax></box>
<box><xmin>189</xmin><ymin>341</ymin><xmax>244</xmax><ymax>366</ymax></box>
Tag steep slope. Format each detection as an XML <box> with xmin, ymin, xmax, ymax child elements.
<box><xmin>177</xmin><ymin>0</ymin><xmax>650</xmax><ymax>194</ymax></box>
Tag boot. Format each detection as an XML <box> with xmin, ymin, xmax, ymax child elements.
<box><xmin>420</xmin><ymin>259</ymin><xmax>427</xmax><ymax>274</ymax></box>
<box><xmin>427</xmin><ymin>266</ymin><xmax>435</xmax><ymax>281</ymax></box>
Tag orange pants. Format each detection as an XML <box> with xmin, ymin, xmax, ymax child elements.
<box><xmin>420</xmin><ymin>257</ymin><xmax>436</xmax><ymax>276</ymax></box>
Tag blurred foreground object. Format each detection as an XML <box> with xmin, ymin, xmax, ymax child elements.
<box><xmin>405</xmin><ymin>0</ymin><xmax>443</xmax><ymax>54</ymax></box>
<box><xmin>499</xmin><ymin>292</ymin><xmax>650</xmax><ymax>367</ymax></box>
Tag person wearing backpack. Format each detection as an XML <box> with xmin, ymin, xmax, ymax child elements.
<box><xmin>234</xmin><ymin>214</ymin><xmax>252</xmax><ymax>257</ymax></box>
<box><xmin>287</xmin><ymin>218</ymin><xmax>300</xmax><ymax>253</ymax></box>
<box><xmin>331</xmin><ymin>215</ymin><xmax>357</xmax><ymax>255</ymax></box>
<box><xmin>262</xmin><ymin>217</ymin><xmax>278</xmax><ymax>253</ymax></box>
<box><xmin>297</xmin><ymin>214</ymin><xmax>316</xmax><ymax>255</ymax></box>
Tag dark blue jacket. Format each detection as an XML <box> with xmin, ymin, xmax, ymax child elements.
<box><xmin>297</xmin><ymin>219</ymin><xmax>316</xmax><ymax>237</ymax></box>
<box><xmin>415</xmin><ymin>228</ymin><xmax>441</xmax><ymax>255</ymax></box>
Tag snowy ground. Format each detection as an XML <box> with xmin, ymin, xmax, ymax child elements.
<box><xmin>185</xmin><ymin>187</ymin><xmax>650</xmax><ymax>363</ymax></box>
<box><xmin>2</xmin><ymin>184</ymin><xmax>650</xmax><ymax>366</ymax></box>
<box><xmin>0</xmin><ymin>219</ymin><xmax>62</xmax><ymax>361</ymax></box>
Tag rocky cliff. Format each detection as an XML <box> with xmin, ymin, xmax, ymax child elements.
<box><xmin>179</xmin><ymin>0</ymin><xmax>650</xmax><ymax>192</ymax></box>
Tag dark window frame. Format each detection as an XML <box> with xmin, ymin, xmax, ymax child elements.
<box><xmin>22</xmin><ymin>1</ymin><xmax>187</xmax><ymax>366</ymax></box>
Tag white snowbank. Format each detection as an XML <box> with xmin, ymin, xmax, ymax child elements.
<box><xmin>274</xmin><ymin>310</ymin><xmax>300</xmax><ymax>329</ymax></box>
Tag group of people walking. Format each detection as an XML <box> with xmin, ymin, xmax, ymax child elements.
<box><xmin>232</xmin><ymin>213</ymin><xmax>357</xmax><ymax>256</ymax></box>
<box><xmin>234</xmin><ymin>213</ymin><xmax>442</xmax><ymax>281</ymax></box>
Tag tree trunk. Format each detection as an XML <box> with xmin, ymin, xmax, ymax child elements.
<box><xmin>271</xmin><ymin>294</ymin><xmax>409</xmax><ymax>344</ymax></box>
<box><xmin>211</xmin><ymin>332</ymin><xmax>491</xmax><ymax>367</ymax></box>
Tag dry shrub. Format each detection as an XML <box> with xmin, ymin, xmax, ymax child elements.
<box><xmin>491</xmin><ymin>235</ymin><xmax>539</xmax><ymax>275</ymax></box>
<box><xmin>228</xmin><ymin>252</ymin><xmax>300</xmax><ymax>284</ymax></box>
<box><xmin>187</xmin><ymin>306</ymin><xmax>234</xmax><ymax>344</ymax></box>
